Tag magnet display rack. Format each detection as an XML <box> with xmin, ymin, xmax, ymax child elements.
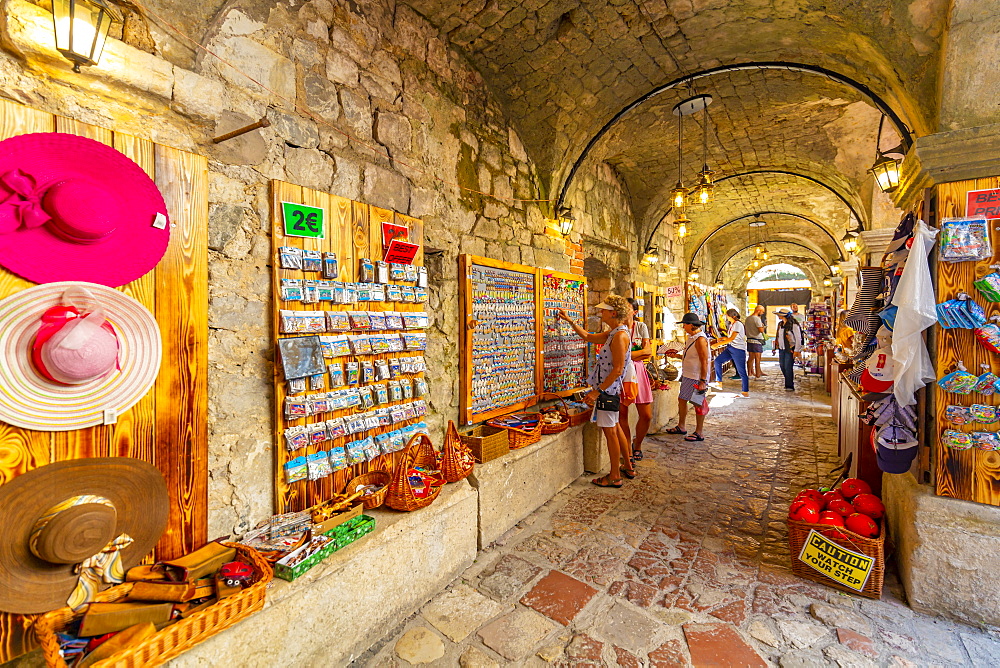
<box><xmin>459</xmin><ymin>255</ymin><xmax>543</xmax><ymax>425</ymax></box>
<box><xmin>541</xmin><ymin>270</ymin><xmax>589</xmax><ymax>398</ymax></box>
<box><xmin>271</xmin><ymin>181</ymin><xmax>425</xmax><ymax>514</ymax></box>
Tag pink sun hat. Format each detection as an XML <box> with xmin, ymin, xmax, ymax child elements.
<box><xmin>0</xmin><ymin>133</ymin><xmax>170</xmax><ymax>287</ymax></box>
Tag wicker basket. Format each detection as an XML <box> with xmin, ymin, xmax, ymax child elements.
<box><xmin>385</xmin><ymin>434</ymin><xmax>442</xmax><ymax>511</ymax></box>
<box><xmin>345</xmin><ymin>470</ymin><xmax>392</xmax><ymax>509</ymax></box>
<box><xmin>537</xmin><ymin>394</ymin><xmax>570</xmax><ymax>434</ymax></box>
<box><xmin>439</xmin><ymin>421</ymin><xmax>475</xmax><ymax>483</ymax></box>
<box><xmin>460</xmin><ymin>425</ymin><xmax>509</xmax><ymax>463</ymax></box>
<box><xmin>787</xmin><ymin>518</ymin><xmax>885</xmax><ymax>600</ymax></box>
<box><xmin>487</xmin><ymin>416</ymin><xmax>542</xmax><ymax>449</ymax></box>
<box><xmin>35</xmin><ymin>543</ymin><xmax>272</xmax><ymax>668</ymax></box>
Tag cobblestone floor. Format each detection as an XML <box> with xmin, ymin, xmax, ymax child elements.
<box><xmin>362</xmin><ymin>363</ymin><xmax>1000</xmax><ymax>667</ymax></box>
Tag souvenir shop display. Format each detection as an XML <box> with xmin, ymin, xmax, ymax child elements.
<box><xmin>459</xmin><ymin>255</ymin><xmax>542</xmax><ymax>425</ymax></box>
<box><xmin>805</xmin><ymin>303</ymin><xmax>832</xmax><ymax>348</ymax></box>
<box><xmin>541</xmin><ymin>271</ymin><xmax>588</xmax><ymax>397</ymax></box>
<box><xmin>272</xmin><ymin>183</ymin><xmax>431</xmax><ymax>514</ymax></box>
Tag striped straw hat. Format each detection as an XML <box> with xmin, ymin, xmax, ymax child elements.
<box><xmin>0</xmin><ymin>282</ymin><xmax>161</xmax><ymax>431</ymax></box>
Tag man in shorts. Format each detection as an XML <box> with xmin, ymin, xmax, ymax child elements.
<box><xmin>745</xmin><ymin>304</ymin><xmax>766</xmax><ymax>378</ymax></box>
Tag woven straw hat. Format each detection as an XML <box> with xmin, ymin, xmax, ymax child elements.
<box><xmin>0</xmin><ymin>282</ymin><xmax>161</xmax><ymax>431</ymax></box>
<box><xmin>0</xmin><ymin>457</ymin><xmax>168</xmax><ymax>614</ymax></box>
<box><xmin>0</xmin><ymin>133</ymin><xmax>170</xmax><ymax>287</ymax></box>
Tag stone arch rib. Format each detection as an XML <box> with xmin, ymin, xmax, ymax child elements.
<box><xmin>714</xmin><ymin>241</ymin><xmax>831</xmax><ymax>283</ymax></box>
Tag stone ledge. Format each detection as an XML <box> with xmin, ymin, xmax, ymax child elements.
<box><xmin>169</xmin><ymin>481</ymin><xmax>479</xmax><ymax>667</ymax></box>
<box><xmin>469</xmin><ymin>427</ymin><xmax>584</xmax><ymax>547</ymax></box>
<box><xmin>883</xmin><ymin>472</ymin><xmax>1000</xmax><ymax>627</ymax></box>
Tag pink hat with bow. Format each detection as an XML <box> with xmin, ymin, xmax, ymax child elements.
<box><xmin>0</xmin><ymin>133</ymin><xmax>170</xmax><ymax>287</ymax></box>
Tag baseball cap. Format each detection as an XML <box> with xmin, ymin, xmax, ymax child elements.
<box><xmin>860</xmin><ymin>346</ymin><xmax>894</xmax><ymax>393</ymax></box>
<box><xmin>876</xmin><ymin>423</ymin><xmax>918</xmax><ymax>474</ymax></box>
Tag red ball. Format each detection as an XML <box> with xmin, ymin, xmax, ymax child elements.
<box><xmin>825</xmin><ymin>499</ymin><xmax>855</xmax><ymax>517</ymax></box>
<box><xmin>845</xmin><ymin>513</ymin><xmax>880</xmax><ymax>538</ymax></box>
<box><xmin>788</xmin><ymin>499</ymin><xmax>821</xmax><ymax>523</ymax></box>
<box><xmin>817</xmin><ymin>511</ymin><xmax>845</xmax><ymax>527</ymax></box>
<box><xmin>839</xmin><ymin>478</ymin><xmax>872</xmax><ymax>499</ymax></box>
<box><xmin>795</xmin><ymin>489</ymin><xmax>824</xmax><ymax>506</ymax></box>
<box><xmin>821</xmin><ymin>490</ymin><xmax>845</xmax><ymax>508</ymax></box>
<box><xmin>852</xmin><ymin>493</ymin><xmax>885</xmax><ymax>520</ymax></box>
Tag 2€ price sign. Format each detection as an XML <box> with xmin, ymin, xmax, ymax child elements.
<box><xmin>281</xmin><ymin>202</ymin><xmax>325</xmax><ymax>239</ymax></box>
<box><xmin>797</xmin><ymin>529</ymin><xmax>874</xmax><ymax>592</ymax></box>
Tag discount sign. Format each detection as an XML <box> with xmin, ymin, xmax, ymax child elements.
<box><xmin>281</xmin><ymin>202</ymin><xmax>325</xmax><ymax>239</ymax></box>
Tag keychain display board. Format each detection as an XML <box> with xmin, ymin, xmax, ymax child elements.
<box><xmin>0</xmin><ymin>99</ymin><xmax>208</xmax><ymax>662</ymax></box>
<box><xmin>935</xmin><ymin>176</ymin><xmax>1000</xmax><ymax>506</ymax></box>
<box><xmin>271</xmin><ymin>181</ymin><xmax>427</xmax><ymax>514</ymax></box>
<box><xmin>541</xmin><ymin>270</ymin><xmax>588</xmax><ymax>397</ymax></box>
<box><xmin>459</xmin><ymin>255</ymin><xmax>543</xmax><ymax>425</ymax></box>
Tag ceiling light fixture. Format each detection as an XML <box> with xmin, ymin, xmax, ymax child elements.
<box><xmin>692</xmin><ymin>102</ymin><xmax>715</xmax><ymax>205</ymax></box>
<box><xmin>674</xmin><ymin>211</ymin><xmax>690</xmax><ymax>238</ymax></box>
<box><xmin>52</xmin><ymin>0</ymin><xmax>121</xmax><ymax>72</ymax></box>
<box><xmin>671</xmin><ymin>94</ymin><xmax>712</xmax><ymax>211</ymax></box>
<box><xmin>823</xmin><ymin>276</ymin><xmax>833</xmax><ymax>287</ymax></box>
<box><xmin>642</xmin><ymin>246</ymin><xmax>660</xmax><ymax>266</ymax></box>
<box><xmin>870</xmin><ymin>115</ymin><xmax>904</xmax><ymax>194</ymax></box>
<box><xmin>748</xmin><ymin>218</ymin><xmax>767</xmax><ymax>227</ymax></box>
<box><xmin>841</xmin><ymin>222</ymin><xmax>862</xmax><ymax>254</ymax></box>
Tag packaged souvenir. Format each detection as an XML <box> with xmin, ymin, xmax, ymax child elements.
<box><xmin>287</xmin><ymin>377</ymin><xmax>307</xmax><ymax>394</ymax></box>
<box><xmin>973</xmin><ymin>431</ymin><xmax>1000</xmax><ymax>451</ymax></box>
<box><xmin>385</xmin><ymin>312</ymin><xmax>403</xmax><ymax>329</ymax></box>
<box><xmin>371</xmin><ymin>284</ymin><xmax>386</xmax><ymax>302</ymax></box>
<box><xmin>375</xmin><ymin>384</ymin><xmax>389</xmax><ymax>405</ymax></box>
<box><xmin>376</xmin><ymin>260</ymin><xmax>389</xmax><ymax>284</ymax></box>
<box><xmin>940</xmin><ymin>217</ymin><xmax>992</xmax><ymax>263</ymax></box>
<box><xmin>306</xmin><ymin>312</ymin><xmax>327</xmax><ymax>333</ymax></box>
<box><xmin>360</xmin><ymin>436</ymin><xmax>380</xmax><ymax>461</ymax></box>
<box><xmin>309</xmin><ymin>373</ymin><xmax>326</xmax><ymax>391</ymax></box>
<box><xmin>345</xmin><ymin>283</ymin><xmax>358</xmax><ymax>303</ymax></box>
<box><xmin>937</xmin><ymin>364</ymin><xmax>979</xmax><ymax>394</ymax></box>
<box><xmin>327</xmin><ymin>417</ymin><xmax>347</xmax><ymax>439</ymax></box>
<box><xmin>369</xmin><ymin>311</ymin><xmax>387</xmax><ymax>330</ymax></box>
<box><xmin>346</xmin><ymin>439</ymin><xmax>367</xmax><ymax>465</ymax></box>
<box><xmin>301</xmin><ymin>280</ymin><xmax>319</xmax><ymax>304</ymax></box>
<box><xmin>403</xmin><ymin>312</ymin><xmax>427</xmax><ymax>329</ymax></box>
<box><xmin>976</xmin><ymin>316</ymin><xmax>1000</xmax><ymax>354</ymax></box>
<box><xmin>370</xmin><ymin>335</ymin><xmax>390</xmax><ymax>354</ymax></box>
<box><xmin>309</xmin><ymin>394</ymin><xmax>331</xmax><ymax>414</ymax></box>
<box><xmin>279</xmin><ymin>310</ymin><xmax>301</xmax><ymax>334</ymax></box>
<box><xmin>403</xmin><ymin>332</ymin><xmax>427</xmax><ymax>351</ymax></box>
<box><xmin>280</xmin><ymin>278</ymin><xmax>304</xmax><ymax>302</ymax></box>
<box><xmin>359</xmin><ymin>386</ymin><xmax>375</xmax><ymax>410</ymax></box>
<box><xmin>975</xmin><ymin>367</ymin><xmax>999</xmax><ymax>395</ymax></box>
<box><xmin>364</xmin><ymin>412</ymin><xmax>380</xmax><ymax>431</ymax></box>
<box><xmin>942</xmin><ymin>429</ymin><xmax>973</xmax><ymax>450</ymax></box>
<box><xmin>385</xmin><ymin>333</ymin><xmax>405</xmax><ymax>353</ymax></box>
<box><xmin>390</xmin><ymin>407</ymin><xmax>407</xmax><ymax>423</ymax></box>
<box><xmin>417</xmin><ymin>266</ymin><xmax>428</xmax><ymax>289</ymax></box>
<box><xmin>404</xmin><ymin>264</ymin><xmax>418</xmax><ymax>282</ymax></box>
<box><xmin>375</xmin><ymin>432</ymin><xmax>393</xmax><ymax>455</ymax></box>
<box><xmin>413</xmin><ymin>356</ymin><xmax>427</xmax><ymax>372</ymax></box>
<box><xmin>328</xmin><ymin>363</ymin><xmax>346</xmax><ymax>387</ymax></box>
<box><xmin>309</xmin><ymin>423</ymin><xmax>330</xmax><ymax>445</ymax></box>
<box><xmin>284</xmin><ymin>456</ymin><xmax>308</xmax><ymax>483</ymax></box>
<box><xmin>302</xmin><ymin>249</ymin><xmax>323</xmax><ymax>272</ymax></box>
<box><xmin>344</xmin><ymin>388</ymin><xmax>362</xmax><ymax>408</ymax></box>
<box><xmin>318</xmin><ymin>336</ymin><xmax>336</xmax><ymax>358</ymax></box>
<box><xmin>348</xmin><ymin>334</ymin><xmax>372</xmax><ymax>355</ymax></box>
<box><xmin>390</xmin><ymin>263</ymin><xmax>406</xmax><ymax>281</ymax></box>
<box><xmin>327</xmin><ymin>446</ymin><xmax>348</xmax><ymax>471</ymax></box>
<box><xmin>414</xmin><ymin>420</ymin><xmax>429</xmax><ymax>435</ymax></box>
<box><xmin>946</xmin><ymin>404</ymin><xmax>972</xmax><ymax>425</ymax></box>
<box><xmin>317</xmin><ymin>281</ymin><xmax>334</xmax><ymax>302</ymax></box>
<box><xmin>415</xmin><ymin>287</ymin><xmax>428</xmax><ymax>303</ymax></box>
<box><xmin>414</xmin><ymin>400</ymin><xmax>428</xmax><ymax>417</ymax></box>
<box><xmin>307</xmin><ymin>451</ymin><xmax>332</xmax><ymax>480</ymax></box>
<box><xmin>401</xmin><ymin>424</ymin><xmax>417</xmax><ymax>441</ymax></box>
<box><xmin>401</xmin><ymin>286</ymin><xmax>416</xmax><ymax>303</ymax></box>
<box><xmin>348</xmin><ymin>311</ymin><xmax>372</xmax><ymax>330</ymax></box>
<box><xmin>402</xmin><ymin>380</ymin><xmax>414</xmax><ymax>401</ymax></box>
<box><xmin>283</xmin><ymin>426</ymin><xmax>309</xmax><ymax>451</ymax></box>
<box><xmin>376</xmin><ymin>408</ymin><xmax>392</xmax><ymax>427</ymax></box>
<box><xmin>389</xmin><ymin>429</ymin><xmax>405</xmax><ymax>452</ymax></box>
<box><xmin>326</xmin><ymin>311</ymin><xmax>350</xmax><ymax>331</ymax></box>
<box><xmin>326</xmin><ymin>334</ymin><xmax>352</xmax><ymax>357</ymax></box>
<box><xmin>362</xmin><ymin>360</ymin><xmax>376</xmax><ymax>384</ymax></box>
<box><xmin>327</xmin><ymin>390</ymin><xmax>346</xmax><ymax>411</ymax></box>
<box><xmin>971</xmin><ymin>403</ymin><xmax>999</xmax><ymax>423</ymax></box>
<box><xmin>389</xmin><ymin>358</ymin><xmax>402</xmax><ymax>378</ymax></box>
<box><xmin>974</xmin><ymin>269</ymin><xmax>1000</xmax><ymax>303</ymax></box>
<box><xmin>346</xmin><ymin>362</ymin><xmax>361</xmax><ymax>385</ymax></box>
<box><xmin>389</xmin><ymin>379</ymin><xmax>403</xmax><ymax>403</ymax></box>
<box><xmin>278</xmin><ymin>246</ymin><xmax>303</xmax><ymax>270</ymax></box>
<box><xmin>284</xmin><ymin>396</ymin><xmax>308</xmax><ymax>419</ymax></box>
<box><xmin>323</xmin><ymin>252</ymin><xmax>339</xmax><ymax>279</ymax></box>
<box><xmin>375</xmin><ymin>359</ymin><xmax>391</xmax><ymax>381</ymax></box>
<box><xmin>414</xmin><ymin>377</ymin><xmax>429</xmax><ymax>398</ymax></box>
<box><xmin>359</xmin><ymin>258</ymin><xmax>375</xmax><ymax>283</ymax></box>
<box><xmin>936</xmin><ymin>294</ymin><xmax>987</xmax><ymax>329</ymax></box>
<box><xmin>333</xmin><ymin>282</ymin><xmax>347</xmax><ymax>304</ymax></box>
<box><xmin>386</xmin><ymin>285</ymin><xmax>402</xmax><ymax>302</ymax></box>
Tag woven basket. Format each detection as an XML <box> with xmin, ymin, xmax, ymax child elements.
<box><xmin>385</xmin><ymin>434</ymin><xmax>442</xmax><ymax>511</ymax></box>
<box><xmin>460</xmin><ymin>425</ymin><xmax>509</xmax><ymax>463</ymax></box>
<box><xmin>439</xmin><ymin>421</ymin><xmax>475</xmax><ymax>483</ymax></box>
<box><xmin>787</xmin><ymin>518</ymin><xmax>885</xmax><ymax>600</ymax></box>
<box><xmin>487</xmin><ymin>416</ymin><xmax>542</xmax><ymax>449</ymax></box>
<box><xmin>345</xmin><ymin>470</ymin><xmax>392</xmax><ymax>510</ymax></box>
<box><xmin>537</xmin><ymin>393</ymin><xmax>570</xmax><ymax>434</ymax></box>
<box><xmin>35</xmin><ymin>543</ymin><xmax>272</xmax><ymax>668</ymax></box>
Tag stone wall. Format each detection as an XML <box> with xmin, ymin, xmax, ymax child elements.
<box><xmin>0</xmin><ymin>0</ymin><xmax>629</xmax><ymax>539</ymax></box>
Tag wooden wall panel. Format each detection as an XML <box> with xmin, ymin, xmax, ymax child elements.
<box><xmin>935</xmin><ymin>177</ymin><xmax>1000</xmax><ymax>506</ymax></box>
<box><xmin>0</xmin><ymin>101</ymin><xmax>209</xmax><ymax>660</ymax></box>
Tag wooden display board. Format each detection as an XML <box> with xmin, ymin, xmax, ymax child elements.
<box><xmin>541</xmin><ymin>270</ymin><xmax>588</xmax><ymax>398</ymax></box>
<box><xmin>0</xmin><ymin>99</ymin><xmax>208</xmax><ymax>661</ymax></box>
<box><xmin>271</xmin><ymin>181</ymin><xmax>426</xmax><ymax>514</ymax></box>
<box><xmin>935</xmin><ymin>176</ymin><xmax>1000</xmax><ymax>506</ymax></box>
<box><xmin>459</xmin><ymin>255</ymin><xmax>543</xmax><ymax>425</ymax></box>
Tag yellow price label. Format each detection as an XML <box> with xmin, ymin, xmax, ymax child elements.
<box><xmin>797</xmin><ymin>530</ymin><xmax>874</xmax><ymax>591</ymax></box>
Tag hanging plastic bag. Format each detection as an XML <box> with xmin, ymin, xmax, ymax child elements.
<box><xmin>940</xmin><ymin>217</ymin><xmax>992</xmax><ymax>262</ymax></box>
<box><xmin>621</xmin><ymin>359</ymin><xmax>638</xmax><ymax>407</ymax></box>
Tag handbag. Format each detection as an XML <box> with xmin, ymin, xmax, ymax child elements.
<box><xmin>621</xmin><ymin>359</ymin><xmax>638</xmax><ymax>406</ymax></box>
<box><xmin>596</xmin><ymin>390</ymin><xmax>621</xmax><ymax>412</ymax></box>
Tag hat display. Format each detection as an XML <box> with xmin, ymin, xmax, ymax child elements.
<box><xmin>0</xmin><ymin>457</ymin><xmax>168</xmax><ymax>613</ymax></box>
<box><xmin>860</xmin><ymin>346</ymin><xmax>895</xmax><ymax>393</ymax></box>
<box><xmin>0</xmin><ymin>282</ymin><xmax>161</xmax><ymax>431</ymax></box>
<box><xmin>679</xmin><ymin>312</ymin><xmax>705</xmax><ymax>326</ymax></box>
<box><xmin>875</xmin><ymin>424</ymin><xmax>918</xmax><ymax>474</ymax></box>
<box><xmin>0</xmin><ymin>133</ymin><xmax>170</xmax><ymax>287</ymax></box>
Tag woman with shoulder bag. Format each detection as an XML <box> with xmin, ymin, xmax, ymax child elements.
<box><xmin>619</xmin><ymin>297</ymin><xmax>654</xmax><ymax>461</ymax></box>
<box><xmin>558</xmin><ymin>295</ymin><xmax>634</xmax><ymax>487</ymax></box>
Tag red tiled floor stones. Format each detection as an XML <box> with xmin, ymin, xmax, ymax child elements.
<box><xmin>520</xmin><ymin>570</ymin><xmax>597</xmax><ymax>625</ymax></box>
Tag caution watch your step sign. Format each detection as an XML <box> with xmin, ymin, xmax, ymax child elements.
<box><xmin>797</xmin><ymin>530</ymin><xmax>875</xmax><ymax>592</ymax></box>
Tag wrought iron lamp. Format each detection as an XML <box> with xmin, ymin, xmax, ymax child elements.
<box><xmin>52</xmin><ymin>0</ymin><xmax>121</xmax><ymax>72</ymax></box>
<box><xmin>556</xmin><ymin>207</ymin><xmax>575</xmax><ymax>236</ymax></box>
<box><xmin>870</xmin><ymin>115</ymin><xmax>903</xmax><ymax>194</ymax></box>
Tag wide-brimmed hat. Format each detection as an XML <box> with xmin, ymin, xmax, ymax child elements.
<box><xmin>0</xmin><ymin>133</ymin><xmax>170</xmax><ymax>287</ymax></box>
<box><xmin>679</xmin><ymin>312</ymin><xmax>704</xmax><ymax>326</ymax></box>
<box><xmin>0</xmin><ymin>457</ymin><xmax>168</xmax><ymax>613</ymax></box>
<box><xmin>0</xmin><ymin>282</ymin><xmax>161</xmax><ymax>431</ymax></box>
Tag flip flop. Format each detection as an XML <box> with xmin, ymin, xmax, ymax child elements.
<box><xmin>591</xmin><ymin>475</ymin><xmax>623</xmax><ymax>488</ymax></box>
<box><xmin>665</xmin><ymin>426</ymin><xmax>687</xmax><ymax>435</ymax></box>
<box><xmin>684</xmin><ymin>433</ymin><xmax>705</xmax><ymax>441</ymax></box>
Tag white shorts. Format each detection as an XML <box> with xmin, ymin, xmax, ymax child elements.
<box><xmin>593</xmin><ymin>409</ymin><xmax>621</xmax><ymax>428</ymax></box>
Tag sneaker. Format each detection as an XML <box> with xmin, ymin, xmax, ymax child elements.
<box><xmin>784</xmin><ymin>387</ymin><xmax>794</xmax><ymax>392</ymax></box>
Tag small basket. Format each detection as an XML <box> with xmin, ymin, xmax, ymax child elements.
<box><xmin>488</xmin><ymin>416</ymin><xmax>542</xmax><ymax>450</ymax></box>
<box><xmin>34</xmin><ymin>543</ymin><xmax>272</xmax><ymax>668</ymax></box>
<box><xmin>787</xmin><ymin>518</ymin><xmax>885</xmax><ymax>600</ymax></box>
<box><xmin>566</xmin><ymin>405</ymin><xmax>592</xmax><ymax>427</ymax></box>
<box><xmin>345</xmin><ymin>470</ymin><xmax>392</xmax><ymax>510</ymax></box>
<box><xmin>439</xmin><ymin>421</ymin><xmax>475</xmax><ymax>483</ymax></box>
<box><xmin>460</xmin><ymin>425</ymin><xmax>509</xmax><ymax>463</ymax></box>
<box><xmin>536</xmin><ymin>394</ymin><xmax>570</xmax><ymax>434</ymax></box>
<box><xmin>385</xmin><ymin>434</ymin><xmax>442</xmax><ymax>512</ymax></box>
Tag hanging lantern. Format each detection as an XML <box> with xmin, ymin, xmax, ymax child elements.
<box><xmin>670</xmin><ymin>184</ymin><xmax>688</xmax><ymax>209</ymax></box>
<box><xmin>693</xmin><ymin>171</ymin><xmax>713</xmax><ymax>205</ymax></box>
<box><xmin>714</xmin><ymin>281</ymin><xmax>723</xmax><ymax>290</ymax></box>
<box><xmin>642</xmin><ymin>246</ymin><xmax>660</xmax><ymax>266</ymax></box>
<box><xmin>823</xmin><ymin>276</ymin><xmax>833</xmax><ymax>287</ymax></box>
<box><xmin>689</xmin><ymin>269</ymin><xmax>700</xmax><ymax>282</ymax></box>
<box><xmin>870</xmin><ymin>154</ymin><xmax>901</xmax><ymax>193</ymax></box>
<box><xmin>556</xmin><ymin>208</ymin><xmax>575</xmax><ymax>236</ymax></box>
<box><xmin>675</xmin><ymin>212</ymin><xmax>690</xmax><ymax>238</ymax></box>
<box><xmin>52</xmin><ymin>0</ymin><xmax>122</xmax><ymax>72</ymax></box>
<box><xmin>745</xmin><ymin>268</ymin><xmax>752</xmax><ymax>279</ymax></box>
<box><xmin>841</xmin><ymin>226</ymin><xmax>860</xmax><ymax>254</ymax></box>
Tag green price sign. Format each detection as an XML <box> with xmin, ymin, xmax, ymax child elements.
<box><xmin>281</xmin><ymin>202</ymin><xmax>325</xmax><ymax>239</ymax></box>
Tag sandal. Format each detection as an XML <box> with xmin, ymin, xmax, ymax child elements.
<box><xmin>665</xmin><ymin>426</ymin><xmax>687</xmax><ymax>435</ymax></box>
<box><xmin>632</xmin><ymin>449</ymin><xmax>644</xmax><ymax>461</ymax></box>
<box><xmin>591</xmin><ymin>475</ymin><xmax>623</xmax><ymax>488</ymax></box>
<box><xmin>621</xmin><ymin>465</ymin><xmax>637</xmax><ymax>479</ymax></box>
<box><xmin>684</xmin><ymin>433</ymin><xmax>705</xmax><ymax>441</ymax></box>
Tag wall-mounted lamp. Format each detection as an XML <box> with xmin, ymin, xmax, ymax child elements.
<box><xmin>556</xmin><ymin>207</ymin><xmax>575</xmax><ymax>236</ymax></box>
<box><xmin>823</xmin><ymin>276</ymin><xmax>833</xmax><ymax>287</ymax></box>
<box><xmin>870</xmin><ymin>115</ymin><xmax>904</xmax><ymax>194</ymax></box>
<box><xmin>830</xmin><ymin>264</ymin><xmax>841</xmax><ymax>274</ymax></box>
<box><xmin>642</xmin><ymin>246</ymin><xmax>660</xmax><ymax>266</ymax></box>
<box><xmin>689</xmin><ymin>269</ymin><xmax>700</xmax><ymax>282</ymax></box>
<box><xmin>841</xmin><ymin>225</ymin><xmax>861</xmax><ymax>254</ymax></box>
<box><xmin>53</xmin><ymin>0</ymin><xmax>122</xmax><ymax>72</ymax></box>
<box><xmin>714</xmin><ymin>281</ymin><xmax>723</xmax><ymax>290</ymax></box>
